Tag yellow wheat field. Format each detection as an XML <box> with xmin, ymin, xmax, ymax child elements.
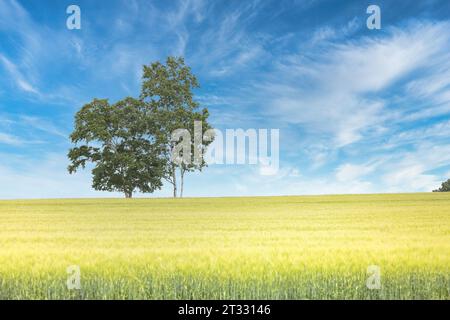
<box><xmin>0</xmin><ymin>193</ymin><xmax>449</xmax><ymax>299</ymax></box>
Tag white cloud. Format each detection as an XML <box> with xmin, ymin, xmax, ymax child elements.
<box><xmin>0</xmin><ymin>151</ymin><xmax>179</xmax><ymax>199</ymax></box>
<box><xmin>0</xmin><ymin>153</ymin><xmax>115</xmax><ymax>199</ymax></box>
<box><xmin>335</xmin><ymin>163</ymin><xmax>375</xmax><ymax>182</ymax></box>
<box><xmin>389</xmin><ymin>119</ymin><xmax>450</xmax><ymax>147</ymax></box>
<box><xmin>366</xmin><ymin>142</ymin><xmax>450</xmax><ymax>192</ymax></box>
<box><xmin>0</xmin><ymin>114</ymin><xmax>68</xmax><ymax>145</ymax></box>
<box><xmin>310</xmin><ymin>17</ymin><xmax>360</xmax><ymax>45</ymax></box>
<box><xmin>190</xmin><ymin>164</ymin><xmax>375</xmax><ymax>196</ymax></box>
<box><xmin>382</xmin><ymin>164</ymin><xmax>437</xmax><ymax>191</ymax></box>
<box><xmin>0</xmin><ymin>133</ymin><xmax>24</xmax><ymax>146</ymax></box>
<box><xmin>189</xmin><ymin>1</ymin><xmax>270</xmax><ymax>77</ymax></box>
<box><xmin>0</xmin><ymin>54</ymin><xmax>40</xmax><ymax>95</ymax></box>
<box><xmin>262</xmin><ymin>21</ymin><xmax>450</xmax><ymax>147</ymax></box>
<box><xmin>19</xmin><ymin>116</ymin><xmax>68</xmax><ymax>139</ymax></box>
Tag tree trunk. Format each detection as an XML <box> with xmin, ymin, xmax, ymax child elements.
<box><xmin>125</xmin><ymin>191</ymin><xmax>132</xmax><ymax>198</ymax></box>
<box><xmin>172</xmin><ymin>164</ymin><xmax>177</xmax><ymax>198</ymax></box>
<box><xmin>180</xmin><ymin>168</ymin><xmax>184</xmax><ymax>198</ymax></box>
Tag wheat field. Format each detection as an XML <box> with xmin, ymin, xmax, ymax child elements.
<box><xmin>0</xmin><ymin>193</ymin><xmax>449</xmax><ymax>299</ymax></box>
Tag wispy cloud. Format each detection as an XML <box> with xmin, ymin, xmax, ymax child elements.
<box><xmin>0</xmin><ymin>113</ymin><xmax>68</xmax><ymax>147</ymax></box>
<box><xmin>0</xmin><ymin>54</ymin><xmax>40</xmax><ymax>95</ymax></box>
<box><xmin>335</xmin><ymin>163</ymin><xmax>376</xmax><ymax>183</ymax></box>
<box><xmin>261</xmin><ymin>21</ymin><xmax>450</xmax><ymax>147</ymax></box>
<box><xmin>0</xmin><ymin>132</ymin><xmax>25</xmax><ymax>146</ymax></box>
<box><xmin>19</xmin><ymin>116</ymin><xmax>68</xmax><ymax>139</ymax></box>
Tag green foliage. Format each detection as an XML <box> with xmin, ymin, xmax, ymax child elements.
<box><xmin>141</xmin><ymin>56</ymin><xmax>214</xmax><ymax>197</ymax></box>
<box><xmin>68</xmin><ymin>97</ymin><xmax>165</xmax><ymax>198</ymax></box>
<box><xmin>433</xmin><ymin>179</ymin><xmax>450</xmax><ymax>192</ymax></box>
<box><xmin>68</xmin><ymin>56</ymin><xmax>213</xmax><ymax>198</ymax></box>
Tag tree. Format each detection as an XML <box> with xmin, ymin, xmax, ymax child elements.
<box><xmin>176</xmin><ymin>110</ymin><xmax>214</xmax><ymax>198</ymax></box>
<box><xmin>140</xmin><ymin>56</ymin><xmax>214</xmax><ymax>198</ymax></box>
<box><xmin>68</xmin><ymin>97</ymin><xmax>165</xmax><ymax>198</ymax></box>
<box><xmin>433</xmin><ymin>179</ymin><xmax>450</xmax><ymax>192</ymax></box>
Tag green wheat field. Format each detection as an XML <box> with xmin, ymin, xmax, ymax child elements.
<box><xmin>0</xmin><ymin>193</ymin><xmax>449</xmax><ymax>299</ymax></box>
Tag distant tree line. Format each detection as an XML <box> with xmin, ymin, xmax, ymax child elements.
<box><xmin>433</xmin><ymin>179</ymin><xmax>450</xmax><ymax>192</ymax></box>
<box><xmin>68</xmin><ymin>57</ymin><xmax>213</xmax><ymax>198</ymax></box>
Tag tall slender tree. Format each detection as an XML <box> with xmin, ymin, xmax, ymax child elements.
<box><xmin>140</xmin><ymin>57</ymin><xmax>214</xmax><ymax>198</ymax></box>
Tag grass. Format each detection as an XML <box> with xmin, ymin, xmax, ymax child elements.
<box><xmin>0</xmin><ymin>193</ymin><xmax>449</xmax><ymax>299</ymax></box>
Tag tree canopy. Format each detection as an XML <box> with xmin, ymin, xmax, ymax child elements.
<box><xmin>68</xmin><ymin>97</ymin><xmax>165</xmax><ymax>198</ymax></box>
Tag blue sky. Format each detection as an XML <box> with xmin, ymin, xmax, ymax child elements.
<box><xmin>1</xmin><ymin>0</ymin><xmax>450</xmax><ymax>198</ymax></box>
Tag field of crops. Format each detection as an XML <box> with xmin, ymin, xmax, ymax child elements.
<box><xmin>0</xmin><ymin>193</ymin><xmax>449</xmax><ymax>299</ymax></box>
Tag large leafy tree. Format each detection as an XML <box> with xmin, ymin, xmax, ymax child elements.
<box><xmin>68</xmin><ymin>97</ymin><xmax>165</xmax><ymax>198</ymax></box>
<box><xmin>433</xmin><ymin>179</ymin><xmax>450</xmax><ymax>192</ymax></box>
<box><xmin>140</xmin><ymin>56</ymin><xmax>214</xmax><ymax>198</ymax></box>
